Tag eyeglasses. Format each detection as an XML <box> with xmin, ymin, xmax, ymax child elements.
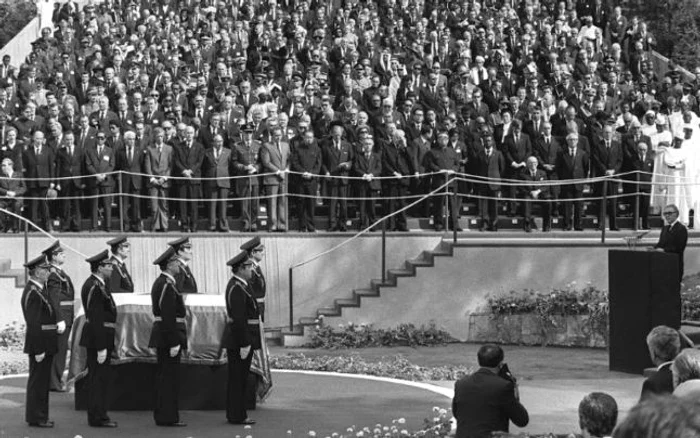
<box><xmin>663</xmin><ymin>211</ymin><xmax>677</xmax><ymax>216</ymax></box>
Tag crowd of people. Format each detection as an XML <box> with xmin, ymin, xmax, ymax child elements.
<box><xmin>1</xmin><ymin>0</ymin><xmax>700</xmax><ymax>234</ymax></box>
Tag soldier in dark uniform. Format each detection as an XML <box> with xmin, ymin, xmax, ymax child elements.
<box><xmin>222</xmin><ymin>251</ymin><xmax>261</xmax><ymax>425</ymax></box>
<box><xmin>107</xmin><ymin>236</ymin><xmax>134</xmax><ymax>293</ymax></box>
<box><xmin>148</xmin><ymin>247</ymin><xmax>188</xmax><ymax>427</ymax></box>
<box><xmin>41</xmin><ymin>241</ymin><xmax>72</xmax><ymax>392</ymax></box>
<box><xmin>22</xmin><ymin>255</ymin><xmax>57</xmax><ymax>428</ymax></box>
<box><xmin>166</xmin><ymin>237</ymin><xmax>198</xmax><ymax>293</ymax></box>
<box><xmin>240</xmin><ymin>236</ymin><xmax>266</xmax><ymax>321</ymax></box>
<box><xmin>79</xmin><ymin>250</ymin><xmax>118</xmax><ymax>428</ymax></box>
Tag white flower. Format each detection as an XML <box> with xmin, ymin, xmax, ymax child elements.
<box><xmin>439</xmin><ymin>408</ymin><xmax>447</xmax><ymax>415</ymax></box>
<box><xmin>338</xmin><ymin>324</ymin><xmax>344</xmax><ymax>329</ymax></box>
<box><xmin>400</xmin><ymin>430</ymin><xmax>409</xmax><ymax>435</ymax></box>
<box><xmin>397</xmin><ymin>418</ymin><xmax>406</xmax><ymax>424</ymax></box>
<box><xmin>356</xmin><ymin>432</ymin><xmax>364</xmax><ymax>437</ymax></box>
<box><xmin>246</xmin><ymin>436</ymin><xmax>253</xmax><ymax>438</ymax></box>
<box><xmin>287</xmin><ymin>431</ymin><xmax>293</xmax><ymax>435</ymax></box>
<box><xmin>244</xmin><ymin>425</ymin><xmax>252</xmax><ymax>429</ymax></box>
<box><xmin>318</xmin><ymin>315</ymin><xmax>324</xmax><ymax>320</ymax></box>
<box><xmin>308</xmin><ymin>431</ymin><xmax>316</xmax><ymax>437</ymax></box>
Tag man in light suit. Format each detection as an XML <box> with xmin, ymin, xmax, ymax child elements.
<box><xmin>202</xmin><ymin>134</ymin><xmax>232</xmax><ymax>232</ymax></box>
<box><xmin>261</xmin><ymin>126</ymin><xmax>290</xmax><ymax>232</ymax></box>
<box><xmin>85</xmin><ymin>132</ymin><xmax>115</xmax><ymax>232</ymax></box>
<box><xmin>144</xmin><ymin>127</ymin><xmax>173</xmax><ymax>232</ymax></box>
<box><xmin>115</xmin><ymin>131</ymin><xmax>144</xmax><ymax>232</ymax></box>
<box><xmin>0</xmin><ymin>157</ymin><xmax>25</xmax><ymax>232</ymax></box>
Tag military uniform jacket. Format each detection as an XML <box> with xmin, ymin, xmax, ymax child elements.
<box><xmin>47</xmin><ymin>265</ymin><xmax>75</xmax><ymax>327</ymax></box>
<box><xmin>108</xmin><ymin>255</ymin><xmax>134</xmax><ymax>293</ymax></box>
<box><xmin>79</xmin><ymin>275</ymin><xmax>117</xmax><ymax>351</ymax></box>
<box><xmin>22</xmin><ymin>279</ymin><xmax>58</xmax><ymax>356</ymax></box>
<box><xmin>249</xmin><ymin>263</ymin><xmax>266</xmax><ymax>303</ymax></box>
<box><xmin>174</xmin><ymin>259</ymin><xmax>198</xmax><ymax>293</ymax></box>
<box><xmin>221</xmin><ymin>276</ymin><xmax>261</xmax><ymax>351</ymax></box>
<box><xmin>148</xmin><ymin>272</ymin><xmax>187</xmax><ymax>349</ymax></box>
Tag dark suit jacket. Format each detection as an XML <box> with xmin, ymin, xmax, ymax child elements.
<box><xmin>79</xmin><ymin>275</ymin><xmax>117</xmax><ymax>350</ymax></box>
<box><xmin>173</xmin><ymin>142</ymin><xmax>205</xmax><ymax>186</ymax></box>
<box><xmin>144</xmin><ymin>144</ymin><xmax>174</xmax><ymax>188</ymax></box>
<box><xmin>221</xmin><ymin>276</ymin><xmax>261</xmax><ymax>351</ymax></box>
<box><xmin>453</xmin><ymin>368</ymin><xmax>529</xmax><ymax>438</ymax></box>
<box><xmin>115</xmin><ymin>144</ymin><xmax>145</xmax><ymax>191</ymax></box>
<box><xmin>85</xmin><ymin>145</ymin><xmax>115</xmax><ymax>188</ymax></box>
<box><xmin>321</xmin><ymin>139</ymin><xmax>353</xmax><ymax>186</ymax></box>
<box><xmin>352</xmin><ymin>152</ymin><xmax>382</xmax><ymax>191</ymax></box>
<box><xmin>519</xmin><ymin>168</ymin><xmax>550</xmax><ymax>197</ymax></box>
<box><xmin>148</xmin><ymin>273</ymin><xmax>187</xmax><ymax>349</ymax></box>
<box><xmin>0</xmin><ymin>170</ymin><xmax>26</xmax><ymax>198</ymax></box>
<box><xmin>475</xmin><ymin>149</ymin><xmax>506</xmax><ymax>191</ymax></box>
<box><xmin>630</xmin><ymin>151</ymin><xmax>655</xmax><ymax>192</ymax></box>
<box><xmin>591</xmin><ymin>139</ymin><xmax>624</xmax><ymax>178</ymax></box>
<box><xmin>22</xmin><ymin>146</ymin><xmax>56</xmax><ymax>189</ymax></box>
<box><xmin>640</xmin><ymin>362</ymin><xmax>674</xmax><ymax>401</ymax></box>
<box><xmin>55</xmin><ymin>145</ymin><xmax>85</xmax><ymax>189</ymax></box>
<box><xmin>202</xmin><ymin>147</ymin><xmax>232</xmax><ymax>190</ymax></box>
<box><xmin>655</xmin><ymin>221</ymin><xmax>688</xmax><ymax>279</ymax></box>
<box><xmin>231</xmin><ymin>141</ymin><xmax>262</xmax><ymax>191</ymax></box>
<box><xmin>557</xmin><ymin>148</ymin><xmax>589</xmax><ymax>190</ymax></box>
<box><xmin>503</xmin><ymin>134</ymin><xmax>533</xmax><ymax>170</ymax></box>
<box><xmin>382</xmin><ymin>143</ymin><xmax>414</xmax><ymax>186</ymax></box>
<box><xmin>533</xmin><ymin>136</ymin><xmax>562</xmax><ymax>173</ymax></box>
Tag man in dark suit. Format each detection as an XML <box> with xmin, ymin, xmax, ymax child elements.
<box><xmin>22</xmin><ymin>131</ymin><xmax>56</xmax><ymax>231</ymax></box>
<box><xmin>353</xmin><ymin>137</ymin><xmax>382</xmax><ymax>230</ymax></box>
<box><xmin>144</xmin><ymin>128</ymin><xmax>173</xmax><ymax>232</ymax></box>
<box><xmin>640</xmin><ymin>325</ymin><xmax>681</xmax><ymax>401</ymax></box>
<box><xmin>79</xmin><ymin>250</ymin><xmax>118</xmax><ymax>428</ymax></box>
<box><xmin>321</xmin><ymin>121</ymin><xmax>353</xmax><ymax>231</ymax></box>
<box><xmin>21</xmin><ymin>255</ymin><xmax>57</xmax><ymax>428</ymax></box>
<box><xmin>519</xmin><ymin>157</ymin><xmax>552</xmax><ymax>232</ymax></box>
<box><xmin>115</xmin><ymin>131</ymin><xmax>144</xmax><ymax>232</ymax></box>
<box><xmin>591</xmin><ymin>125</ymin><xmax>623</xmax><ymax>231</ymax></box>
<box><xmin>475</xmin><ymin>135</ymin><xmax>505</xmax><ymax>232</ymax></box>
<box><xmin>202</xmin><ymin>134</ymin><xmax>232</xmax><ymax>232</ymax></box>
<box><xmin>653</xmin><ymin>204</ymin><xmax>688</xmax><ymax>281</ymax></box>
<box><xmin>453</xmin><ymin>344</ymin><xmax>529</xmax><ymax>438</ymax></box>
<box><xmin>382</xmin><ymin>131</ymin><xmax>414</xmax><ymax>232</ymax></box>
<box><xmin>148</xmin><ymin>247</ymin><xmax>188</xmax><ymax>427</ymax></box>
<box><xmin>55</xmin><ymin>130</ymin><xmax>85</xmax><ymax>232</ymax></box>
<box><xmin>424</xmin><ymin>130</ymin><xmax>463</xmax><ymax>232</ymax></box>
<box><xmin>503</xmin><ymin>120</ymin><xmax>532</xmax><ymax>216</ymax></box>
<box><xmin>85</xmin><ymin>132</ymin><xmax>115</xmax><ymax>231</ymax></box>
<box><xmin>290</xmin><ymin>129</ymin><xmax>322</xmax><ymax>232</ymax></box>
<box><xmin>174</xmin><ymin>126</ymin><xmax>204</xmax><ymax>232</ymax></box>
<box><xmin>232</xmin><ymin>124</ymin><xmax>262</xmax><ymax>232</ymax></box>
<box><xmin>107</xmin><ymin>236</ymin><xmax>134</xmax><ymax>293</ymax></box>
<box><xmin>222</xmin><ymin>252</ymin><xmax>260</xmax><ymax>426</ymax></box>
<box><xmin>533</xmin><ymin>122</ymin><xmax>562</xmax><ymax>216</ymax></box>
<box><xmin>631</xmin><ymin>142</ymin><xmax>654</xmax><ymax>229</ymax></box>
<box><xmin>557</xmin><ymin>133</ymin><xmax>590</xmax><ymax>231</ymax></box>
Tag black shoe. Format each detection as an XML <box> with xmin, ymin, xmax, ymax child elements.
<box><xmin>543</xmin><ymin>226</ymin><xmax>551</xmax><ymax>232</ymax></box>
<box><xmin>229</xmin><ymin>419</ymin><xmax>256</xmax><ymax>425</ymax></box>
<box><xmin>339</xmin><ymin>226</ymin><xmax>347</xmax><ymax>232</ymax></box>
<box><xmin>434</xmin><ymin>224</ymin><xmax>444</xmax><ymax>231</ymax></box>
<box><xmin>524</xmin><ymin>225</ymin><xmax>532</xmax><ymax>233</ymax></box>
<box><xmin>29</xmin><ymin>421</ymin><xmax>54</xmax><ymax>428</ymax></box>
<box><xmin>574</xmin><ymin>227</ymin><xmax>584</xmax><ymax>231</ymax></box>
<box><xmin>563</xmin><ymin>226</ymin><xmax>572</xmax><ymax>231</ymax></box>
<box><xmin>91</xmin><ymin>421</ymin><xmax>118</xmax><ymax>428</ymax></box>
<box><xmin>251</xmin><ymin>225</ymin><xmax>258</xmax><ymax>232</ymax></box>
<box><xmin>210</xmin><ymin>226</ymin><xmax>217</xmax><ymax>232</ymax></box>
<box><xmin>157</xmin><ymin>421</ymin><xmax>187</xmax><ymax>427</ymax></box>
<box><xmin>452</xmin><ymin>226</ymin><xmax>463</xmax><ymax>232</ymax></box>
<box><xmin>610</xmin><ymin>227</ymin><xmax>620</xmax><ymax>231</ymax></box>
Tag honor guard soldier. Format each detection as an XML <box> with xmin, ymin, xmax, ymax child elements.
<box><xmin>107</xmin><ymin>236</ymin><xmax>134</xmax><ymax>293</ymax></box>
<box><xmin>240</xmin><ymin>236</ymin><xmax>266</xmax><ymax>321</ymax></box>
<box><xmin>79</xmin><ymin>250</ymin><xmax>118</xmax><ymax>428</ymax></box>
<box><xmin>149</xmin><ymin>247</ymin><xmax>188</xmax><ymax>427</ymax></box>
<box><xmin>222</xmin><ymin>251</ymin><xmax>261</xmax><ymax>425</ymax></box>
<box><xmin>167</xmin><ymin>237</ymin><xmax>198</xmax><ymax>293</ymax></box>
<box><xmin>22</xmin><ymin>255</ymin><xmax>57</xmax><ymax>428</ymax></box>
<box><xmin>41</xmin><ymin>241</ymin><xmax>72</xmax><ymax>392</ymax></box>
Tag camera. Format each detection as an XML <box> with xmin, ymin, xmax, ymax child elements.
<box><xmin>498</xmin><ymin>362</ymin><xmax>517</xmax><ymax>384</ymax></box>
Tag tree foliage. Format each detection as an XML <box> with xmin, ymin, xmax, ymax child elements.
<box><xmin>639</xmin><ymin>0</ymin><xmax>700</xmax><ymax>70</ymax></box>
<box><xmin>0</xmin><ymin>0</ymin><xmax>38</xmax><ymax>50</ymax></box>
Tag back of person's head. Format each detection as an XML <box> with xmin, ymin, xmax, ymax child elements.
<box><xmin>672</xmin><ymin>348</ymin><xmax>700</xmax><ymax>387</ymax></box>
<box><xmin>646</xmin><ymin>325</ymin><xmax>681</xmax><ymax>365</ymax></box>
<box><xmin>613</xmin><ymin>395</ymin><xmax>700</xmax><ymax>438</ymax></box>
<box><xmin>477</xmin><ymin>344</ymin><xmax>504</xmax><ymax>368</ymax></box>
<box><xmin>579</xmin><ymin>392</ymin><xmax>618</xmax><ymax>438</ymax></box>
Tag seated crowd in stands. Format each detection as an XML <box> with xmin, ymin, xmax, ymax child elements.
<box><xmin>1</xmin><ymin>0</ymin><xmax>700</xmax><ymax>233</ymax></box>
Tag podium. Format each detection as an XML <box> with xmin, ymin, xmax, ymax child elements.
<box><xmin>608</xmin><ymin>250</ymin><xmax>681</xmax><ymax>374</ymax></box>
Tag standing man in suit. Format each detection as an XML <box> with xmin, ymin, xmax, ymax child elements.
<box><xmin>174</xmin><ymin>126</ymin><xmax>204</xmax><ymax>232</ymax></box>
<box><xmin>504</xmin><ymin>120</ymin><xmax>532</xmax><ymax>216</ymax></box>
<box><xmin>592</xmin><ymin>124</ymin><xmax>623</xmax><ymax>231</ymax></box>
<box><xmin>241</xmin><ymin>237</ymin><xmax>267</xmax><ymax>322</ymax></box>
<box><xmin>453</xmin><ymin>344</ymin><xmax>529</xmax><ymax>438</ymax></box>
<box><xmin>261</xmin><ymin>126</ymin><xmax>290</xmax><ymax>232</ymax></box>
<box><xmin>232</xmin><ymin>124</ymin><xmax>262</xmax><ymax>232</ymax></box>
<box><xmin>519</xmin><ymin>157</ymin><xmax>552</xmax><ymax>232</ymax></box>
<box><xmin>653</xmin><ymin>204</ymin><xmax>688</xmax><ymax>281</ymax></box>
<box><xmin>41</xmin><ymin>242</ymin><xmax>72</xmax><ymax>393</ymax></box>
<box><xmin>167</xmin><ymin>237</ymin><xmax>198</xmax><ymax>294</ymax></box>
<box><xmin>558</xmin><ymin>133</ymin><xmax>590</xmax><ymax>231</ymax></box>
<box><xmin>476</xmin><ymin>135</ymin><xmax>505</xmax><ymax>232</ymax></box>
<box><xmin>353</xmin><ymin>137</ymin><xmax>382</xmax><ymax>230</ymax></box>
<box><xmin>115</xmin><ymin>131</ymin><xmax>144</xmax><ymax>232</ymax></box>
<box><xmin>55</xmin><ymin>130</ymin><xmax>85</xmax><ymax>232</ymax></box>
<box><xmin>222</xmin><ymin>251</ymin><xmax>260</xmax><ymax>426</ymax></box>
<box><xmin>631</xmin><ymin>142</ymin><xmax>654</xmax><ymax>230</ymax></box>
<box><xmin>79</xmin><ymin>250</ymin><xmax>118</xmax><ymax>428</ymax></box>
<box><xmin>640</xmin><ymin>325</ymin><xmax>681</xmax><ymax>401</ymax></box>
<box><xmin>107</xmin><ymin>236</ymin><xmax>134</xmax><ymax>293</ymax></box>
<box><xmin>144</xmin><ymin>127</ymin><xmax>173</xmax><ymax>232</ymax></box>
<box><xmin>22</xmin><ymin>255</ymin><xmax>58</xmax><ymax>428</ymax></box>
<box><xmin>23</xmin><ymin>131</ymin><xmax>56</xmax><ymax>232</ymax></box>
<box><xmin>149</xmin><ymin>247</ymin><xmax>188</xmax><ymax>427</ymax></box>
<box><xmin>321</xmin><ymin>121</ymin><xmax>353</xmax><ymax>231</ymax></box>
<box><xmin>290</xmin><ymin>128</ymin><xmax>322</xmax><ymax>232</ymax></box>
<box><xmin>202</xmin><ymin>134</ymin><xmax>232</xmax><ymax>232</ymax></box>
<box><xmin>382</xmin><ymin>130</ymin><xmax>414</xmax><ymax>232</ymax></box>
<box><xmin>424</xmin><ymin>130</ymin><xmax>463</xmax><ymax>232</ymax></box>
<box><xmin>533</xmin><ymin>122</ymin><xmax>562</xmax><ymax>217</ymax></box>
<box><xmin>0</xmin><ymin>157</ymin><xmax>26</xmax><ymax>232</ymax></box>
<box><xmin>85</xmin><ymin>132</ymin><xmax>115</xmax><ymax>232</ymax></box>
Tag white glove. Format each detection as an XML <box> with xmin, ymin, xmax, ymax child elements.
<box><xmin>35</xmin><ymin>352</ymin><xmax>45</xmax><ymax>363</ymax></box>
<box><xmin>57</xmin><ymin>320</ymin><xmax>66</xmax><ymax>334</ymax></box>
<box><xmin>169</xmin><ymin>344</ymin><xmax>181</xmax><ymax>357</ymax></box>
<box><xmin>97</xmin><ymin>349</ymin><xmax>107</xmax><ymax>364</ymax></box>
<box><xmin>239</xmin><ymin>345</ymin><xmax>251</xmax><ymax>359</ymax></box>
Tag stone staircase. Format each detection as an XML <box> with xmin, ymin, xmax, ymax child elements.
<box><xmin>0</xmin><ymin>258</ymin><xmax>26</xmax><ymax>288</ymax></box>
<box><xmin>281</xmin><ymin>240</ymin><xmax>456</xmax><ymax>346</ymax></box>
<box><xmin>0</xmin><ymin>258</ymin><xmax>27</xmax><ymax>327</ymax></box>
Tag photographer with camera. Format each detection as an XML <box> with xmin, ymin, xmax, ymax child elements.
<box><xmin>452</xmin><ymin>344</ymin><xmax>529</xmax><ymax>438</ymax></box>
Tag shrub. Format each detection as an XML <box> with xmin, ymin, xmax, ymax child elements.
<box><xmin>306</xmin><ymin>322</ymin><xmax>457</xmax><ymax>349</ymax></box>
<box><xmin>0</xmin><ymin>0</ymin><xmax>38</xmax><ymax>49</ymax></box>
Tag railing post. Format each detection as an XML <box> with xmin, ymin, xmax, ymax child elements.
<box><xmin>381</xmin><ymin>218</ymin><xmax>386</xmax><ymax>284</ymax></box>
<box><xmin>118</xmin><ymin>172</ymin><xmax>124</xmax><ymax>233</ymax></box>
<box><xmin>288</xmin><ymin>267</ymin><xmax>294</xmax><ymax>332</ymax></box>
<box><xmin>601</xmin><ymin>179</ymin><xmax>608</xmax><ymax>244</ymax></box>
<box><xmin>443</xmin><ymin>173</ymin><xmax>449</xmax><ymax>231</ymax></box>
<box><xmin>452</xmin><ymin>188</ymin><xmax>458</xmax><ymax>243</ymax></box>
<box><xmin>24</xmin><ymin>220</ymin><xmax>28</xmax><ymax>283</ymax></box>
<box><xmin>634</xmin><ymin>172</ymin><xmax>640</xmax><ymax>231</ymax></box>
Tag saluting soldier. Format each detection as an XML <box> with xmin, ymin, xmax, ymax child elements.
<box><xmin>222</xmin><ymin>251</ymin><xmax>261</xmax><ymax>425</ymax></box>
<box><xmin>79</xmin><ymin>250</ymin><xmax>118</xmax><ymax>428</ymax></box>
<box><xmin>22</xmin><ymin>255</ymin><xmax>57</xmax><ymax>428</ymax></box>
<box><xmin>107</xmin><ymin>236</ymin><xmax>134</xmax><ymax>293</ymax></box>
<box><xmin>148</xmin><ymin>246</ymin><xmax>188</xmax><ymax>427</ymax></box>
<box><xmin>41</xmin><ymin>241</ymin><xmax>72</xmax><ymax>392</ymax></box>
<box><xmin>240</xmin><ymin>236</ymin><xmax>266</xmax><ymax>322</ymax></box>
<box><xmin>167</xmin><ymin>237</ymin><xmax>198</xmax><ymax>293</ymax></box>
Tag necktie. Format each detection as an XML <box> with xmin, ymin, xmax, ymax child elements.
<box><xmin>98</xmin><ymin>145</ymin><xmax>103</xmax><ymax>155</ymax></box>
<box><xmin>214</xmin><ymin>148</ymin><xmax>219</xmax><ymax>160</ymax></box>
<box><xmin>570</xmin><ymin>148</ymin><xmax>575</xmax><ymax>156</ymax></box>
<box><xmin>128</xmin><ymin>146</ymin><xmax>133</xmax><ymax>162</ymax></box>
<box><xmin>35</xmin><ymin>146</ymin><xmax>40</xmax><ymax>155</ymax></box>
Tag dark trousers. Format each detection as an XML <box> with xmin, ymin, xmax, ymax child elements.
<box><xmin>239</xmin><ymin>183</ymin><xmax>259</xmax><ymax>229</ymax></box>
<box><xmin>0</xmin><ymin>199</ymin><xmax>21</xmax><ymax>230</ymax></box>
<box><xmin>522</xmin><ymin>196</ymin><xmax>552</xmax><ymax>228</ymax></box>
<box><xmin>122</xmin><ymin>189</ymin><xmax>141</xmax><ymax>230</ymax></box>
<box><xmin>178</xmin><ymin>184</ymin><xmax>200</xmax><ymax>228</ymax></box>
<box><xmin>327</xmin><ymin>183</ymin><xmax>348</xmax><ymax>228</ymax></box>
<box><xmin>257</xmin><ymin>301</ymin><xmax>266</xmax><ymax>323</ymax></box>
<box><xmin>296</xmin><ymin>181</ymin><xmax>317</xmax><ymax>231</ymax></box>
<box><xmin>433</xmin><ymin>188</ymin><xmax>462</xmax><ymax>228</ymax></box>
<box><xmin>479</xmin><ymin>187</ymin><xmax>500</xmax><ymax>229</ymax></box>
<box><xmin>226</xmin><ymin>348</ymin><xmax>254</xmax><ymax>423</ymax></box>
<box><xmin>86</xmin><ymin>348</ymin><xmax>112</xmax><ymax>426</ymax></box>
<box><xmin>561</xmin><ymin>186</ymin><xmax>583</xmax><ymax>229</ymax></box>
<box><xmin>61</xmin><ymin>185</ymin><xmax>82</xmax><ymax>230</ymax></box>
<box><xmin>27</xmin><ymin>187</ymin><xmax>50</xmax><ymax>228</ymax></box>
<box><xmin>154</xmin><ymin>348</ymin><xmax>181</xmax><ymax>425</ymax></box>
<box><xmin>208</xmin><ymin>187</ymin><xmax>229</xmax><ymax>230</ymax></box>
<box><xmin>412</xmin><ymin>177</ymin><xmax>431</xmax><ymax>216</ymax></box>
<box><xmin>26</xmin><ymin>353</ymin><xmax>53</xmax><ymax>425</ymax></box>
<box><xmin>596</xmin><ymin>181</ymin><xmax>618</xmax><ymax>229</ymax></box>
<box><xmin>91</xmin><ymin>186</ymin><xmax>112</xmax><ymax>230</ymax></box>
<box><xmin>356</xmin><ymin>185</ymin><xmax>377</xmax><ymax>228</ymax></box>
<box><xmin>50</xmin><ymin>327</ymin><xmax>70</xmax><ymax>390</ymax></box>
<box><xmin>638</xmin><ymin>191</ymin><xmax>651</xmax><ymax>228</ymax></box>
<box><xmin>384</xmin><ymin>182</ymin><xmax>408</xmax><ymax>230</ymax></box>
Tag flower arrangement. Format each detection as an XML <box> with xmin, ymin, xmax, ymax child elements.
<box><xmin>307</xmin><ymin>321</ymin><xmax>456</xmax><ymax>350</ymax></box>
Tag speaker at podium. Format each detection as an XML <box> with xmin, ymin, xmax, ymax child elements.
<box><xmin>608</xmin><ymin>249</ymin><xmax>681</xmax><ymax>374</ymax></box>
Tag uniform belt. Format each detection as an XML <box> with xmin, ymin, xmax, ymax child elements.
<box><xmin>154</xmin><ymin>316</ymin><xmax>186</xmax><ymax>323</ymax></box>
<box><xmin>256</xmin><ymin>298</ymin><xmax>265</xmax><ymax>303</ymax></box>
<box><xmin>103</xmin><ymin>322</ymin><xmax>117</xmax><ymax>329</ymax></box>
<box><xmin>227</xmin><ymin>318</ymin><xmax>260</xmax><ymax>325</ymax></box>
<box><xmin>41</xmin><ymin>324</ymin><xmax>57</xmax><ymax>330</ymax></box>
<box><xmin>60</xmin><ymin>300</ymin><xmax>73</xmax><ymax>306</ymax></box>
